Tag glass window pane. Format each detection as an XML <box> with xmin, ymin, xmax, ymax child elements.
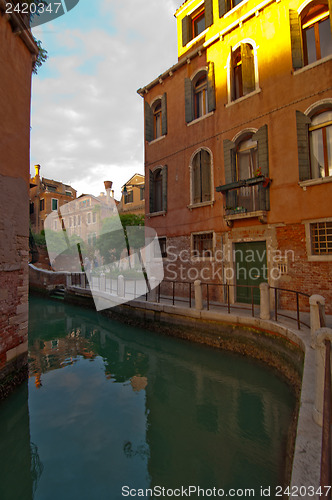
<box><xmin>194</xmin><ymin>13</ymin><xmax>205</xmax><ymax>37</ymax></box>
<box><xmin>319</xmin><ymin>17</ymin><xmax>332</xmax><ymax>59</ymax></box>
<box><xmin>305</xmin><ymin>26</ymin><xmax>317</xmax><ymax>64</ymax></box>
<box><xmin>310</xmin><ymin>129</ymin><xmax>325</xmax><ymax>178</ymax></box>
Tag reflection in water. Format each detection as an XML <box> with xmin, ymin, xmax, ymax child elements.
<box><xmin>1</xmin><ymin>296</ymin><xmax>296</xmax><ymax>500</ymax></box>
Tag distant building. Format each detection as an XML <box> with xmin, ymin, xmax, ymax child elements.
<box><xmin>0</xmin><ymin>7</ymin><xmax>39</xmax><ymax>396</ymax></box>
<box><xmin>30</xmin><ymin>164</ymin><xmax>77</xmax><ymax>234</ymax></box>
<box><xmin>118</xmin><ymin>174</ymin><xmax>145</xmax><ymax>215</ymax></box>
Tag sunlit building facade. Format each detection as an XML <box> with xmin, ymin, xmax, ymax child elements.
<box><xmin>138</xmin><ymin>0</ymin><xmax>332</xmax><ymax>311</ymax></box>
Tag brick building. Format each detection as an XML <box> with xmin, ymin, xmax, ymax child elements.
<box><xmin>0</xmin><ymin>6</ymin><xmax>39</xmax><ymax>395</ymax></box>
<box><xmin>138</xmin><ymin>0</ymin><xmax>332</xmax><ymax>311</ymax></box>
<box><xmin>117</xmin><ymin>174</ymin><xmax>145</xmax><ymax>215</ymax></box>
<box><xmin>30</xmin><ymin>164</ymin><xmax>77</xmax><ymax>234</ymax></box>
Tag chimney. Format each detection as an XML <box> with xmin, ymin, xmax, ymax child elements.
<box><xmin>104</xmin><ymin>181</ymin><xmax>113</xmax><ymax>203</ymax></box>
<box><xmin>34</xmin><ymin>164</ymin><xmax>41</xmax><ymax>178</ymax></box>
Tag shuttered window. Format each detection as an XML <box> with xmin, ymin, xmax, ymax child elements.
<box><xmin>290</xmin><ymin>3</ymin><xmax>332</xmax><ymax>70</ymax></box>
<box><xmin>185</xmin><ymin>64</ymin><xmax>215</xmax><ymax>123</ymax></box>
<box><xmin>231</xmin><ymin>44</ymin><xmax>255</xmax><ymax>101</ymax></box>
<box><xmin>145</xmin><ymin>94</ymin><xmax>167</xmax><ymax>142</ymax></box>
<box><xmin>149</xmin><ymin>166</ymin><xmax>167</xmax><ymax>213</ymax></box>
<box><xmin>219</xmin><ymin>0</ymin><xmax>244</xmax><ymax>17</ymax></box>
<box><xmin>181</xmin><ymin>0</ymin><xmax>213</xmax><ymax>47</ymax></box>
<box><xmin>192</xmin><ymin>149</ymin><xmax>212</xmax><ymax>204</ymax></box>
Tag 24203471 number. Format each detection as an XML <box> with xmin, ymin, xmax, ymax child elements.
<box><xmin>275</xmin><ymin>485</ymin><xmax>331</xmax><ymax>497</ymax></box>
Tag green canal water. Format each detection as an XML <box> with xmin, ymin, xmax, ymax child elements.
<box><xmin>0</xmin><ymin>296</ymin><xmax>297</xmax><ymax>500</ymax></box>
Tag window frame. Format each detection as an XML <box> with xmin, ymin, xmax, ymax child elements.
<box><xmin>304</xmin><ymin>217</ymin><xmax>332</xmax><ymax>261</ymax></box>
<box><xmin>190</xmin><ymin>148</ymin><xmax>213</xmax><ymax>206</ymax></box>
<box><xmin>51</xmin><ymin>198</ymin><xmax>58</xmax><ymax>211</ymax></box>
<box><xmin>191</xmin><ymin>231</ymin><xmax>215</xmax><ymax>261</ymax></box>
<box><xmin>301</xmin><ymin>2</ymin><xmax>331</xmax><ymax>66</ymax></box>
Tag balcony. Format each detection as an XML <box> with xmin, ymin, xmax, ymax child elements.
<box><xmin>216</xmin><ymin>176</ymin><xmax>270</xmax><ymax>226</ymax></box>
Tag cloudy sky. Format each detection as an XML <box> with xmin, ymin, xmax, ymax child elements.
<box><xmin>31</xmin><ymin>0</ymin><xmax>179</xmax><ymax>199</ymax></box>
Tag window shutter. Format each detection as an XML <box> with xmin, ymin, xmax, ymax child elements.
<box><xmin>161</xmin><ymin>93</ymin><xmax>167</xmax><ymax>136</ymax></box>
<box><xmin>162</xmin><ymin>165</ymin><xmax>168</xmax><ymax>212</ymax></box>
<box><xmin>219</xmin><ymin>0</ymin><xmax>227</xmax><ymax>17</ymax></box>
<box><xmin>254</xmin><ymin>125</ymin><xmax>269</xmax><ymax>176</ymax></box>
<box><xmin>145</xmin><ymin>101</ymin><xmax>153</xmax><ymax>142</ymax></box>
<box><xmin>193</xmin><ymin>155</ymin><xmax>201</xmax><ymax>204</ymax></box>
<box><xmin>289</xmin><ymin>10</ymin><xmax>303</xmax><ymax>70</ymax></box>
<box><xmin>201</xmin><ymin>150</ymin><xmax>212</xmax><ymax>202</ymax></box>
<box><xmin>296</xmin><ymin>110</ymin><xmax>311</xmax><ymax>181</ymax></box>
<box><xmin>149</xmin><ymin>170</ymin><xmax>154</xmax><ymax>213</ymax></box>
<box><xmin>207</xmin><ymin>62</ymin><xmax>216</xmax><ymax>112</ymax></box>
<box><xmin>241</xmin><ymin>43</ymin><xmax>255</xmax><ymax>95</ymax></box>
<box><xmin>229</xmin><ymin>46</ymin><xmax>236</xmax><ymax>102</ymax></box>
<box><xmin>182</xmin><ymin>16</ymin><xmax>191</xmax><ymax>46</ymax></box>
<box><xmin>185</xmin><ymin>78</ymin><xmax>194</xmax><ymax>123</ymax></box>
<box><xmin>254</xmin><ymin>125</ymin><xmax>269</xmax><ymax>210</ymax></box>
<box><xmin>205</xmin><ymin>0</ymin><xmax>213</xmax><ymax>28</ymax></box>
<box><xmin>223</xmin><ymin>139</ymin><xmax>237</xmax><ymax>207</ymax></box>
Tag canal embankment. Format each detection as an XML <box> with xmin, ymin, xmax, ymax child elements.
<box><xmin>28</xmin><ymin>263</ymin><xmax>331</xmax><ymax>498</ymax></box>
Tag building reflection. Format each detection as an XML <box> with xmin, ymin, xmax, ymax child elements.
<box><xmin>28</xmin><ymin>296</ymin><xmax>296</xmax><ymax>492</ymax></box>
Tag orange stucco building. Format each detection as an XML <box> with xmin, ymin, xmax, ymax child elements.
<box><xmin>138</xmin><ymin>0</ymin><xmax>332</xmax><ymax>311</ymax></box>
<box><xmin>0</xmin><ymin>6</ymin><xmax>39</xmax><ymax>395</ymax></box>
<box><xmin>30</xmin><ymin>164</ymin><xmax>77</xmax><ymax>234</ymax></box>
<box><xmin>118</xmin><ymin>174</ymin><xmax>145</xmax><ymax>216</ymax></box>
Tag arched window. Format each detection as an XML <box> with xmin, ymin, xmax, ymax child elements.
<box><xmin>149</xmin><ymin>166</ymin><xmax>168</xmax><ymax>213</ymax></box>
<box><xmin>191</xmin><ymin>149</ymin><xmax>212</xmax><ymax>204</ymax></box>
<box><xmin>144</xmin><ymin>94</ymin><xmax>167</xmax><ymax>142</ymax></box>
<box><xmin>184</xmin><ymin>64</ymin><xmax>216</xmax><ymax>123</ymax></box>
<box><xmin>309</xmin><ymin>110</ymin><xmax>332</xmax><ymax>178</ymax></box>
<box><xmin>236</xmin><ymin>135</ymin><xmax>259</xmax><ymax>212</ymax></box>
<box><xmin>301</xmin><ymin>1</ymin><xmax>332</xmax><ymax>65</ymax></box>
<box><xmin>230</xmin><ymin>43</ymin><xmax>255</xmax><ymax>101</ymax></box>
<box><xmin>296</xmin><ymin>106</ymin><xmax>332</xmax><ymax>180</ymax></box>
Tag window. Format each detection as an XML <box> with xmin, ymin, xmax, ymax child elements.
<box><xmin>219</xmin><ymin>0</ymin><xmax>244</xmax><ymax>17</ymax></box>
<box><xmin>230</xmin><ymin>44</ymin><xmax>255</xmax><ymax>101</ymax></box>
<box><xmin>185</xmin><ymin>64</ymin><xmax>215</xmax><ymax>123</ymax></box>
<box><xmin>87</xmin><ymin>212</ymin><xmax>91</xmax><ymax>224</ymax></box>
<box><xmin>46</xmin><ymin>185</ymin><xmax>56</xmax><ymax>193</ymax></box>
<box><xmin>296</xmin><ymin>108</ymin><xmax>332</xmax><ymax>180</ymax></box>
<box><xmin>192</xmin><ymin>232</ymin><xmax>214</xmax><ymax>258</ymax></box>
<box><xmin>149</xmin><ymin>166</ymin><xmax>167</xmax><ymax>213</ymax></box>
<box><xmin>182</xmin><ymin>0</ymin><xmax>213</xmax><ymax>46</ymax></box>
<box><xmin>77</xmin><ymin>215</ymin><xmax>81</xmax><ymax>226</ymax></box>
<box><xmin>236</xmin><ymin>136</ymin><xmax>259</xmax><ymax>212</ymax></box>
<box><xmin>92</xmin><ymin>212</ymin><xmax>97</xmax><ymax>223</ymax></box>
<box><xmin>222</xmin><ymin>125</ymin><xmax>270</xmax><ymax>213</ymax></box>
<box><xmin>310</xmin><ymin>221</ymin><xmax>332</xmax><ymax>254</ymax></box>
<box><xmin>124</xmin><ymin>191</ymin><xmax>133</xmax><ymax>204</ymax></box>
<box><xmin>30</xmin><ymin>202</ymin><xmax>34</xmax><ymax>214</ymax></box>
<box><xmin>194</xmin><ymin>74</ymin><xmax>208</xmax><ymax>119</ymax></box>
<box><xmin>290</xmin><ymin>3</ymin><xmax>332</xmax><ymax>69</ymax></box>
<box><xmin>140</xmin><ymin>187</ymin><xmax>145</xmax><ymax>201</ymax></box>
<box><xmin>51</xmin><ymin>199</ymin><xmax>58</xmax><ymax>211</ymax></box>
<box><xmin>309</xmin><ymin>110</ymin><xmax>332</xmax><ymax>178</ymax></box>
<box><xmin>302</xmin><ymin>2</ymin><xmax>332</xmax><ymax>65</ymax></box>
<box><xmin>191</xmin><ymin>149</ymin><xmax>212</xmax><ymax>204</ymax></box>
<box><xmin>65</xmin><ymin>190</ymin><xmax>72</xmax><ymax>197</ymax></box>
<box><xmin>145</xmin><ymin>94</ymin><xmax>167</xmax><ymax>142</ymax></box>
<box><xmin>40</xmin><ymin>199</ymin><xmax>45</xmax><ymax>212</ymax></box>
<box><xmin>153</xmin><ymin>101</ymin><xmax>162</xmax><ymax>139</ymax></box>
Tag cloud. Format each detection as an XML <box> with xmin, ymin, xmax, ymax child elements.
<box><xmin>30</xmin><ymin>0</ymin><xmax>179</xmax><ymax>199</ymax></box>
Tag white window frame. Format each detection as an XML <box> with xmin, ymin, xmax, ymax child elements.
<box><xmin>303</xmin><ymin>217</ymin><xmax>332</xmax><ymax>261</ymax></box>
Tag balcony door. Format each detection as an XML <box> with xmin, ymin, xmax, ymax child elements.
<box><xmin>236</xmin><ymin>137</ymin><xmax>259</xmax><ymax>212</ymax></box>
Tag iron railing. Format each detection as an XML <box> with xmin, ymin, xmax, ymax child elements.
<box><xmin>270</xmin><ymin>286</ymin><xmax>310</xmax><ymax>330</ymax></box>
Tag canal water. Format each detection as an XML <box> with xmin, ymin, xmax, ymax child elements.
<box><xmin>0</xmin><ymin>296</ymin><xmax>297</xmax><ymax>500</ymax></box>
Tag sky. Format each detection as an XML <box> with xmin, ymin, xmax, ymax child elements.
<box><xmin>30</xmin><ymin>0</ymin><xmax>179</xmax><ymax>199</ymax></box>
